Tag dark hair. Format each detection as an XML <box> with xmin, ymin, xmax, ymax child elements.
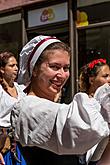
<box><xmin>35</xmin><ymin>42</ymin><xmax>71</xmax><ymax>67</ymax></box>
<box><xmin>0</xmin><ymin>51</ymin><xmax>15</xmax><ymax>91</ymax></box>
<box><xmin>79</xmin><ymin>58</ymin><xmax>109</xmax><ymax>93</ymax></box>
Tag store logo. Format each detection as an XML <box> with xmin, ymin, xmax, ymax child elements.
<box><xmin>40</xmin><ymin>8</ymin><xmax>55</xmax><ymax>22</ymax></box>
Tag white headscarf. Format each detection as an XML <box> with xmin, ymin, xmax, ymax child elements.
<box><xmin>17</xmin><ymin>35</ymin><xmax>61</xmax><ymax>85</ymax></box>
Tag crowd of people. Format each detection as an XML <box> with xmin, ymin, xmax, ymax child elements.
<box><xmin>0</xmin><ymin>35</ymin><xmax>110</xmax><ymax>165</ymax></box>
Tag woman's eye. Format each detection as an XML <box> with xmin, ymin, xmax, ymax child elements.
<box><xmin>103</xmin><ymin>74</ymin><xmax>109</xmax><ymax>78</ymax></box>
<box><xmin>49</xmin><ymin>65</ymin><xmax>60</xmax><ymax>71</ymax></box>
<box><xmin>48</xmin><ymin>63</ymin><xmax>70</xmax><ymax>72</ymax></box>
<box><xmin>63</xmin><ymin>66</ymin><xmax>70</xmax><ymax>72</ymax></box>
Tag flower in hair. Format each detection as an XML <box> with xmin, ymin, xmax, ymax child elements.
<box><xmin>88</xmin><ymin>59</ymin><xmax>106</xmax><ymax>69</ymax></box>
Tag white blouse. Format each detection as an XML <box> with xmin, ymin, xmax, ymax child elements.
<box><xmin>0</xmin><ymin>82</ymin><xmax>26</xmax><ymax>127</ymax></box>
<box><xmin>11</xmin><ymin>83</ymin><xmax>110</xmax><ymax>156</ymax></box>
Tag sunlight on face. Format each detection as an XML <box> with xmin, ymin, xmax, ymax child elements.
<box><xmin>33</xmin><ymin>49</ymin><xmax>70</xmax><ymax>100</ymax></box>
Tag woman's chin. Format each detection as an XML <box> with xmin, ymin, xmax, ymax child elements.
<box><xmin>52</xmin><ymin>86</ymin><xmax>61</xmax><ymax>93</ymax></box>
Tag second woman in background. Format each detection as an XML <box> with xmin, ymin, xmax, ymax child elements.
<box><xmin>79</xmin><ymin>58</ymin><xmax>110</xmax><ymax>165</ymax></box>
<box><xmin>0</xmin><ymin>52</ymin><xmax>27</xmax><ymax>165</ymax></box>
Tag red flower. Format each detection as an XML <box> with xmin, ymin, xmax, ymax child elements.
<box><xmin>88</xmin><ymin>59</ymin><xmax>106</xmax><ymax>69</ymax></box>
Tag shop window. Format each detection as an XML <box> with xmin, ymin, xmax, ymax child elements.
<box><xmin>78</xmin><ymin>24</ymin><xmax>110</xmax><ymax>69</ymax></box>
<box><xmin>0</xmin><ymin>21</ymin><xmax>22</xmax><ymax>59</ymax></box>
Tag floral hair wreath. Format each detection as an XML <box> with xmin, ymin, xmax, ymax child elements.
<box><xmin>88</xmin><ymin>59</ymin><xmax>106</xmax><ymax>69</ymax></box>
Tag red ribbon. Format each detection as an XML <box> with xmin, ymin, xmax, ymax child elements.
<box><xmin>88</xmin><ymin>59</ymin><xmax>106</xmax><ymax>69</ymax></box>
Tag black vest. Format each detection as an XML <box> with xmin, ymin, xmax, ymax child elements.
<box><xmin>19</xmin><ymin>144</ymin><xmax>80</xmax><ymax>165</ymax></box>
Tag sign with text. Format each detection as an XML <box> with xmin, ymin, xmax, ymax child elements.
<box><xmin>28</xmin><ymin>2</ymin><xmax>68</xmax><ymax>28</ymax></box>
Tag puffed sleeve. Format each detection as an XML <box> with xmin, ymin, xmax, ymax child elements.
<box><xmin>85</xmin><ymin>83</ymin><xmax>110</xmax><ymax>163</ymax></box>
<box><xmin>11</xmin><ymin>93</ymin><xmax>109</xmax><ymax>155</ymax></box>
<box><xmin>94</xmin><ymin>83</ymin><xmax>110</xmax><ymax>124</ymax></box>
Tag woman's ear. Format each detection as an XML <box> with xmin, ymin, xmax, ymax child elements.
<box><xmin>32</xmin><ymin>70</ymin><xmax>37</xmax><ymax>77</ymax></box>
<box><xmin>89</xmin><ymin>77</ymin><xmax>95</xmax><ymax>85</ymax></box>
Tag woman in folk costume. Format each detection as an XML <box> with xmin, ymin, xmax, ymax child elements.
<box><xmin>0</xmin><ymin>52</ymin><xmax>27</xmax><ymax>165</ymax></box>
<box><xmin>4</xmin><ymin>35</ymin><xmax>110</xmax><ymax>164</ymax></box>
<box><xmin>78</xmin><ymin>58</ymin><xmax>110</xmax><ymax>165</ymax></box>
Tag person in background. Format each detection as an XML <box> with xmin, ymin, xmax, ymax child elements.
<box><xmin>79</xmin><ymin>58</ymin><xmax>110</xmax><ymax>165</ymax></box>
<box><xmin>0</xmin><ymin>52</ymin><xmax>27</xmax><ymax>165</ymax></box>
<box><xmin>4</xmin><ymin>35</ymin><xmax>110</xmax><ymax>165</ymax></box>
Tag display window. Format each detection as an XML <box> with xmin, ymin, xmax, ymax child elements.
<box><xmin>0</xmin><ymin>13</ymin><xmax>22</xmax><ymax>59</ymax></box>
<box><xmin>78</xmin><ymin>23</ymin><xmax>110</xmax><ymax>69</ymax></box>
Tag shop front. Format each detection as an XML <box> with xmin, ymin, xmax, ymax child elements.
<box><xmin>77</xmin><ymin>0</ymin><xmax>110</xmax><ymax>68</ymax></box>
<box><xmin>26</xmin><ymin>2</ymin><xmax>69</xmax><ymax>43</ymax></box>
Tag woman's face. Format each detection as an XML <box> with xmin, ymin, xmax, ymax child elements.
<box><xmin>33</xmin><ymin>49</ymin><xmax>70</xmax><ymax>100</ymax></box>
<box><xmin>1</xmin><ymin>56</ymin><xmax>18</xmax><ymax>82</ymax></box>
<box><xmin>90</xmin><ymin>65</ymin><xmax>110</xmax><ymax>92</ymax></box>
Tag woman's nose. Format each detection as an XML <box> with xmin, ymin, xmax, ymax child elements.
<box><xmin>57</xmin><ymin>68</ymin><xmax>69</xmax><ymax>78</ymax></box>
<box><xmin>57</xmin><ymin>68</ymin><xmax>65</xmax><ymax>75</ymax></box>
<box><xmin>106</xmin><ymin>75</ymin><xmax>110</xmax><ymax>83</ymax></box>
<box><xmin>15</xmin><ymin>65</ymin><xmax>18</xmax><ymax>71</ymax></box>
